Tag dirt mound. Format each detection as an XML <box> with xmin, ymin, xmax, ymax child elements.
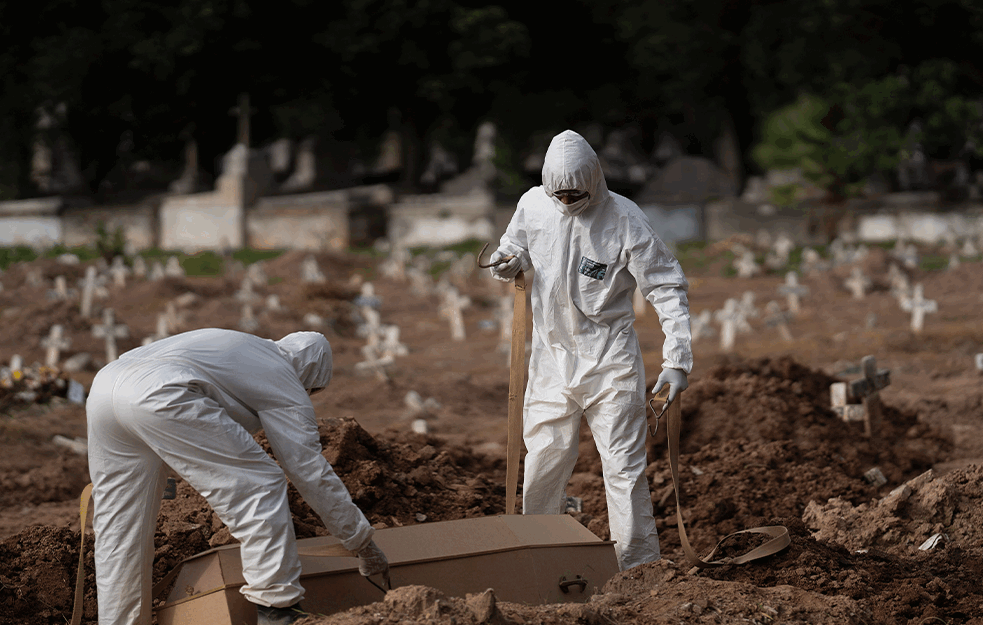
<box><xmin>0</xmin><ymin>525</ymin><xmax>95</xmax><ymax>625</ymax></box>
<box><xmin>804</xmin><ymin>465</ymin><xmax>983</xmax><ymax>555</ymax></box>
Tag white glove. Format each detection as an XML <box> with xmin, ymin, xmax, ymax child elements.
<box><xmin>489</xmin><ymin>249</ymin><xmax>523</xmax><ymax>282</ymax></box>
<box><xmin>356</xmin><ymin>539</ymin><xmax>389</xmax><ymax>577</ymax></box>
<box><xmin>652</xmin><ymin>367</ymin><xmax>688</xmax><ymax>409</ymax></box>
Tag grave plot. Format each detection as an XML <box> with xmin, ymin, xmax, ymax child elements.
<box><xmin>1</xmin><ymin>241</ymin><xmax>982</xmax><ymax>625</ymax></box>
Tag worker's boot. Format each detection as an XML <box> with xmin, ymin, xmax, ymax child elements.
<box><xmin>256</xmin><ymin>602</ymin><xmax>306</xmax><ymax>625</ymax></box>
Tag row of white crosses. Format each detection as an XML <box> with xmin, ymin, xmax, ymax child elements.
<box><xmin>354</xmin><ymin>282</ymin><xmax>409</xmax><ymax>380</ymax></box>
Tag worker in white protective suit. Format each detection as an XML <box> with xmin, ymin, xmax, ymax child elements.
<box><xmin>488</xmin><ymin>129</ymin><xmax>693</xmax><ymax>570</ymax></box>
<box><xmin>86</xmin><ymin>328</ymin><xmax>389</xmax><ymax>625</ymax></box>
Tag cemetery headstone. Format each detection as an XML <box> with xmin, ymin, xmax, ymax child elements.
<box><xmin>67</xmin><ymin>379</ymin><xmax>86</xmax><ymax>404</ymax></box>
<box><xmin>848</xmin><ymin>355</ymin><xmax>890</xmax><ymax>440</ymax></box>
<box><xmin>132</xmin><ymin>256</ymin><xmax>147</xmax><ymax>278</ymax></box>
<box><xmin>380</xmin><ymin>326</ymin><xmax>409</xmax><ymax>359</ymax></box>
<box><xmin>764</xmin><ymin>301</ymin><xmax>793</xmax><ymax>342</ymax></box>
<box><xmin>239</xmin><ymin>304</ymin><xmax>259</xmax><ymax>333</ymax></box>
<box><xmin>80</xmin><ymin>266</ymin><xmax>98</xmax><ymax>318</ymax></box>
<box><xmin>440</xmin><ymin>288</ymin><xmax>471</xmax><ymax>342</ymax></box>
<box><xmin>975</xmin><ymin>353</ymin><xmax>983</xmax><ymax>374</ymax></box>
<box><xmin>691</xmin><ymin>309</ymin><xmax>715</xmax><ymax>342</ymax></box>
<box><xmin>301</xmin><ymin>255</ymin><xmax>327</xmax><ymax>284</ymax></box>
<box><xmin>844</xmin><ymin>267</ymin><xmax>872</xmax><ymax>300</ymax></box>
<box><xmin>714</xmin><ymin>298</ymin><xmax>747</xmax><ymax>352</ymax></box>
<box><xmin>164</xmin><ymin>256</ymin><xmax>185</xmax><ymax>278</ymax></box>
<box><xmin>109</xmin><ymin>256</ymin><xmax>129</xmax><ymax>288</ymax></box>
<box><xmin>948</xmin><ymin>253</ymin><xmax>960</xmax><ymax>270</ymax></box>
<box><xmin>830</xmin><ymin>382</ymin><xmax>866</xmax><ymax>423</ymax></box>
<box><xmin>235</xmin><ymin>278</ymin><xmax>260</xmax><ymax>304</ymax></box>
<box><xmin>777</xmin><ymin>272</ymin><xmax>809</xmax><ymax>315</ymax></box>
<box><xmin>735</xmin><ymin>251</ymin><xmax>761</xmax><ymax>279</ymax></box>
<box><xmin>899</xmin><ymin>283</ymin><xmax>937</xmax><ymax>333</ymax></box>
<box><xmin>354</xmin><ymin>283</ymin><xmax>381</xmax><ymax>310</ymax></box>
<box><xmin>246</xmin><ymin>261</ymin><xmax>267</xmax><ymax>286</ymax></box>
<box><xmin>92</xmin><ymin>308</ymin><xmax>129</xmax><ymax>363</ymax></box>
<box><xmin>149</xmin><ymin>260</ymin><xmax>165</xmax><ymax>281</ymax></box>
<box><xmin>41</xmin><ymin>324</ymin><xmax>71</xmax><ymax>368</ymax></box>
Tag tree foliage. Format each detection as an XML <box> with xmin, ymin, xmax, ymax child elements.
<box><xmin>1</xmin><ymin>0</ymin><xmax>982</xmax><ymax>199</ymax></box>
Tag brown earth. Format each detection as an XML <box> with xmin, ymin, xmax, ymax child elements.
<box><xmin>1</xmin><ymin>241</ymin><xmax>983</xmax><ymax>624</ymax></box>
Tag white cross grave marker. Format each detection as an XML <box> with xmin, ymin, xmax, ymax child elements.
<box><xmin>735</xmin><ymin>251</ymin><xmax>761</xmax><ymax>278</ymax></box>
<box><xmin>777</xmin><ymin>271</ymin><xmax>809</xmax><ymax>315</ymax></box>
<box><xmin>52</xmin><ymin>275</ymin><xmax>72</xmax><ymax>301</ymax></box>
<box><xmin>92</xmin><ymin>308</ymin><xmax>129</xmax><ymax>362</ymax></box>
<box><xmin>164</xmin><ymin>256</ymin><xmax>185</xmax><ymax>278</ymax></box>
<box><xmin>844</xmin><ymin>267</ymin><xmax>871</xmax><ymax>300</ymax></box>
<box><xmin>948</xmin><ymin>253</ymin><xmax>960</xmax><ymax>270</ymax></box>
<box><xmin>301</xmin><ymin>255</ymin><xmax>326</xmax><ymax>284</ymax></box>
<box><xmin>109</xmin><ymin>256</ymin><xmax>130</xmax><ymax>288</ymax></box>
<box><xmin>41</xmin><ymin>324</ymin><xmax>71</xmax><ymax>368</ymax></box>
<box><xmin>132</xmin><ymin>256</ymin><xmax>147</xmax><ymax>278</ymax></box>
<box><xmin>149</xmin><ymin>260</ymin><xmax>165</xmax><ymax>281</ymax></box>
<box><xmin>80</xmin><ymin>266</ymin><xmax>98</xmax><ymax>318</ymax></box>
<box><xmin>691</xmin><ymin>309</ymin><xmax>715</xmax><ymax>342</ymax></box>
<box><xmin>380</xmin><ymin>326</ymin><xmax>409</xmax><ymax>359</ymax></box>
<box><xmin>239</xmin><ymin>304</ymin><xmax>259</xmax><ymax>333</ymax></box>
<box><xmin>764</xmin><ymin>301</ymin><xmax>793</xmax><ymax>342</ymax></box>
<box><xmin>235</xmin><ymin>277</ymin><xmax>260</xmax><ymax>304</ymax></box>
<box><xmin>961</xmin><ymin>239</ymin><xmax>979</xmax><ymax>258</ymax></box>
<box><xmin>440</xmin><ymin>288</ymin><xmax>471</xmax><ymax>341</ymax></box>
<box><xmin>899</xmin><ymin>283</ymin><xmax>937</xmax><ymax>333</ymax></box>
<box><xmin>714</xmin><ymin>298</ymin><xmax>747</xmax><ymax>352</ymax></box>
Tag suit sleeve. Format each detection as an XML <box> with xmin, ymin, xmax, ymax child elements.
<box><xmin>625</xmin><ymin>217</ymin><xmax>694</xmax><ymax>374</ymax></box>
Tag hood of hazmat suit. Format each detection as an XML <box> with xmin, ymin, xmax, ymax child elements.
<box><xmin>275</xmin><ymin>331</ymin><xmax>333</xmax><ymax>390</ymax></box>
<box><xmin>494</xmin><ymin>129</ymin><xmax>693</xmax><ymax>572</ymax></box>
<box><xmin>541</xmin><ymin>130</ymin><xmax>611</xmax><ymax>217</ymax></box>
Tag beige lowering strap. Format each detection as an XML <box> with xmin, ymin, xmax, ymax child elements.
<box><xmin>506</xmin><ymin>271</ymin><xmax>527</xmax><ymax>515</ymax></box>
<box><xmin>653</xmin><ymin>385</ymin><xmax>791</xmax><ymax>569</ymax></box>
<box><xmin>71</xmin><ymin>483</ymin><xmax>93</xmax><ymax>625</ymax></box>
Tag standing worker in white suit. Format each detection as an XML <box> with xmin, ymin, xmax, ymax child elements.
<box><xmin>86</xmin><ymin>329</ymin><xmax>389</xmax><ymax>625</ymax></box>
<box><xmin>488</xmin><ymin>129</ymin><xmax>693</xmax><ymax>570</ymax></box>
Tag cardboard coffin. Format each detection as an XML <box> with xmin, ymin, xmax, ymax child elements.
<box><xmin>156</xmin><ymin>514</ymin><xmax>620</xmax><ymax>625</ymax></box>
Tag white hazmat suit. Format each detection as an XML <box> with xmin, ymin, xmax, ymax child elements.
<box><xmin>492</xmin><ymin>130</ymin><xmax>693</xmax><ymax>570</ymax></box>
<box><xmin>86</xmin><ymin>328</ymin><xmax>375</xmax><ymax>625</ymax></box>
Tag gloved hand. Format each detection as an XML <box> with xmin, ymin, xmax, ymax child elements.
<box><xmin>652</xmin><ymin>367</ymin><xmax>688</xmax><ymax>410</ymax></box>
<box><xmin>489</xmin><ymin>249</ymin><xmax>525</xmax><ymax>283</ymax></box>
<box><xmin>356</xmin><ymin>538</ymin><xmax>389</xmax><ymax>577</ymax></box>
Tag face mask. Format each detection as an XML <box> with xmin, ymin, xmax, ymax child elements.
<box><xmin>553</xmin><ymin>195</ymin><xmax>591</xmax><ymax>216</ymax></box>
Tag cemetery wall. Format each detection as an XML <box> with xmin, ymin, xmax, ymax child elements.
<box><xmin>61</xmin><ymin>202</ymin><xmax>157</xmax><ymax>249</ymax></box>
<box><xmin>705</xmin><ymin>198</ymin><xmax>817</xmax><ymax>244</ymax></box>
<box><xmin>159</xmin><ymin>191</ymin><xmax>244</xmax><ymax>252</ymax></box>
<box><xmin>248</xmin><ymin>193</ymin><xmax>350</xmax><ymax>251</ymax></box>
<box><xmin>0</xmin><ymin>198</ymin><xmax>62</xmax><ymax>248</ymax></box>
<box><xmin>388</xmin><ymin>192</ymin><xmax>496</xmax><ymax>248</ymax></box>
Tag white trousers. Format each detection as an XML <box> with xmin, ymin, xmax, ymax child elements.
<box><xmin>86</xmin><ymin>361</ymin><xmax>304</xmax><ymax>625</ymax></box>
<box><xmin>522</xmin><ymin>387</ymin><xmax>659</xmax><ymax>570</ymax></box>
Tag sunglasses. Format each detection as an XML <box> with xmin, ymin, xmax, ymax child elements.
<box><xmin>554</xmin><ymin>189</ymin><xmax>589</xmax><ymax>200</ymax></box>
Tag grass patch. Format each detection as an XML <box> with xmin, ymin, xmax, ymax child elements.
<box><xmin>919</xmin><ymin>254</ymin><xmax>949</xmax><ymax>271</ymax></box>
<box><xmin>232</xmin><ymin>248</ymin><xmax>285</xmax><ymax>266</ymax></box>
<box><xmin>181</xmin><ymin>251</ymin><xmax>225</xmax><ymax>276</ymax></box>
<box><xmin>0</xmin><ymin>246</ymin><xmax>39</xmax><ymax>270</ymax></box>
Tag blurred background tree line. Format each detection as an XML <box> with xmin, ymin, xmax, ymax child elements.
<box><xmin>1</xmin><ymin>0</ymin><xmax>981</xmax><ymax>201</ymax></box>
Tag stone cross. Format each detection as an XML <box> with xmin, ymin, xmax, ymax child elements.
<box><xmin>633</xmin><ymin>286</ymin><xmax>647</xmax><ymax>317</ymax></box>
<box><xmin>239</xmin><ymin>304</ymin><xmax>259</xmax><ymax>333</ymax></box>
<box><xmin>357</xmin><ymin>307</ymin><xmax>384</xmax><ymax>342</ymax></box>
<box><xmin>52</xmin><ymin>275</ymin><xmax>71</xmax><ymax>300</ymax></box>
<box><xmin>887</xmin><ymin>264</ymin><xmax>910</xmax><ymax>300</ymax></box>
<box><xmin>132</xmin><ymin>255</ymin><xmax>147</xmax><ymax>278</ymax></box>
<box><xmin>265</xmin><ymin>294</ymin><xmax>284</xmax><ymax>312</ymax></box>
<box><xmin>961</xmin><ymin>239</ymin><xmax>979</xmax><ymax>258</ymax></box>
<box><xmin>379</xmin><ymin>247</ymin><xmax>408</xmax><ymax>282</ymax></box>
<box><xmin>691</xmin><ymin>309</ymin><xmax>715</xmax><ymax>342</ymax></box>
<box><xmin>246</xmin><ymin>261</ymin><xmax>267</xmax><ymax>286</ymax></box>
<box><xmin>738</xmin><ymin>290</ymin><xmax>759</xmax><ymax>319</ymax></box>
<box><xmin>735</xmin><ymin>251</ymin><xmax>761</xmax><ymax>278</ymax></box>
<box><xmin>407</xmin><ymin>267</ymin><xmax>434</xmax><ymax>297</ymax></box>
<box><xmin>41</xmin><ymin>324</ymin><xmax>71</xmax><ymax>368</ymax></box>
<box><xmin>301</xmin><ymin>255</ymin><xmax>326</xmax><ymax>284</ymax></box>
<box><xmin>235</xmin><ymin>277</ymin><xmax>260</xmax><ymax>304</ymax></box>
<box><xmin>848</xmin><ymin>355</ymin><xmax>890</xmax><ymax>439</ymax></box>
<box><xmin>899</xmin><ymin>283</ymin><xmax>937</xmax><ymax>333</ymax></box>
<box><xmin>109</xmin><ymin>256</ymin><xmax>130</xmax><ymax>288</ymax></box>
<box><xmin>92</xmin><ymin>308</ymin><xmax>129</xmax><ymax>363</ymax></box>
<box><xmin>777</xmin><ymin>271</ymin><xmax>809</xmax><ymax>314</ymax></box>
<box><xmin>143</xmin><ymin>313</ymin><xmax>170</xmax><ymax>346</ymax></box>
<box><xmin>164</xmin><ymin>256</ymin><xmax>185</xmax><ymax>278</ymax></box>
<box><xmin>354</xmin><ymin>343</ymin><xmax>393</xmax><ymax>381</ymax></box>
<box><xmin>440</xmin><ymin>288</ymin><xmax>471</xmax><ymax>341</ymax></box>
<box><xmin>354</xmin><ymin>283</ymin><xmax>381</xmax><ymax>310</ymax></box>
<box><xmin>714</xmin><ymin>298</ymin><xmax>747</xmax><ymax>352</ymax></box>
<box><xmin>948</xmin><ymin>253</ymin><xmax>960</xmax><ymax>270</ymax></box>
<box><xmin>149</xmin><ymin>260</ymin><xmax>165</xmax><ymax>281</ymax></box>
<box><xmin>801</xmin><ymin>248</ymin><xmax>823</xmax><ymax>273</ymax></box>
<box><xmin>165</xmin><ymin>301</ymin><xmax>184</xmax><ymax>334</ymax></box>
<box><xmin>80</xmin><ymin>265</ymin><xmax>98</xmax><ymax>318</ymax></box>
<box><xmin>975</xmin><ymin>353</ymin><xmax>983</xmax><ymax>374</ymax></box>
<box><xmin>229</xmin><ymin>93</ymin><xmax>255</xmax><ymax>147</ymax></box>
<box><xmin>380</xmin><ymin>326</ymin><xmax>409</xmax><ymax>359</ymax></box>
<box><xmin>763</xmin><ymin>301</ymin><xmax>793</xmax><ymax>342</ymax></box>
<box><xmin>844</xmin><ymin>267</ymin><xmax>871</xmax><ymax>300</ymax></box>
<box><xmin>830</xmin><ymin>382</ymin><xmax>866</xmax><ymax>423</ymax></box>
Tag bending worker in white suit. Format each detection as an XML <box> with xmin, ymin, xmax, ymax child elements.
<box><xmin>86</xmin><ymin>329</ymin><xmax>389</xmax><ymax>625</ymax></box>
<box><xmin>489</xmin><ymin>129</ymin><xmax>693</xmax><ymax>570</ymax></box>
